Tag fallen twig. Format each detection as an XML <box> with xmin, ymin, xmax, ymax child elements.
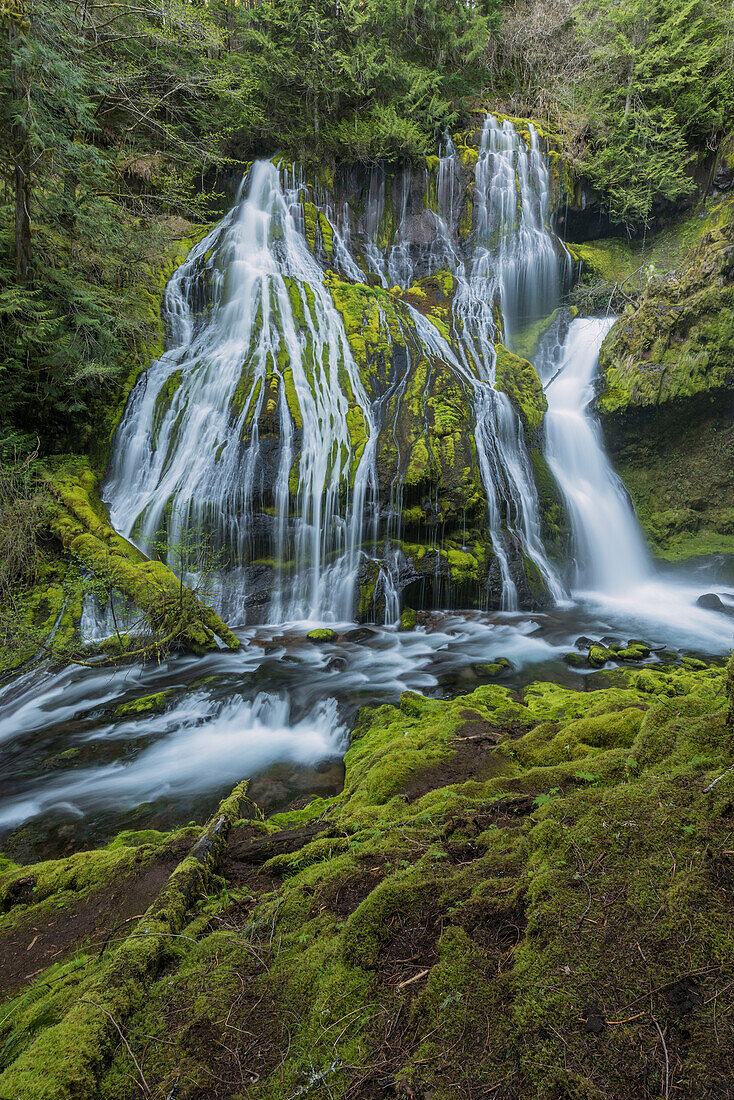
<box><xmin>396</xmin><ymin>968</ymin><xmax>430</xmax><ymax>991</ymax></box>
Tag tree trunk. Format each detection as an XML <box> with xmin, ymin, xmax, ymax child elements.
<box><xmin>8</xmin><ymin>20</ymin><xmax>31</xmax><ymax>283</ymax></box>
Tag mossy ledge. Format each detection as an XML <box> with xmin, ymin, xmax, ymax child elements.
<box><xmin>45</xmin><ymin>457</ymin><xmax>240</xmax><ymax>654</ymax></box>
<box><xmin>2</xmin><ymin>657</ymin><xmax>734</xmax><ymax>1097</ymax></box>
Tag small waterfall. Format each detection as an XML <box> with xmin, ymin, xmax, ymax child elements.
<box><xmin>542</xmin><ymin>317</ymin><xmax>651</xmax><ymax>593</ymax></box>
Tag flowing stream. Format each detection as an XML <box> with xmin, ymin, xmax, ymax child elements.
<box><xmin>1</xmin><ymin>117</ymin><xmax>732</xmax><ymax>856</ymax></box>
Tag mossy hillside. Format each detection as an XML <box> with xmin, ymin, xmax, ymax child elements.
<box><xmin>2</xmin><ymin>659</ymin><xmax>732</xmax><ymax>1098</ymax></box>
<box><xmin>0</xmin><ymin>826</ymin><xmax>194</xmax><ymax>938</ymax></box>
<box><xmin>597</xmin><ymin>204</ymin><xmax>734</xmax><ymax>559</ymax></box>
<box><xmin>0</xmin><ymin>785</ymin><xmax>248</xmax><ymax>1100</ymax></box>
<box><xmin>570</xmin><ymin>196</ymin><xmax>734</xmax><ymax>291</ymax></box>
<box><xmin>44</xmin><ymin>456</ymin><xmax>240</xmax><ymax>654</ymax></box>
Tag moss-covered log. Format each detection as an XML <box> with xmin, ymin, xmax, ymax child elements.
<box><xmin>0</xmin><ymin>783</ymin><xmax>249</xmax><ymax>1100</ymax></box>
<box><xmin>46</xmin><ymin>458</ymin><xmax>240</xmax><ymax>653</ymax></box>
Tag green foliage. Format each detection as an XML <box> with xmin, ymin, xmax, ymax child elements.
<box><xmin>0</xmin><ymin>0</ymin><xmax>248</xmax><ymax>454</ymax></box>
<box><xmin>241</xmin><ymin>0</ymin><xmax>501</xmax><ymax>162</ymax></box>
<box><xmin>576</xmin><ymin>0</ymin><xmax>734</xmax><ymax>225</ymax></box>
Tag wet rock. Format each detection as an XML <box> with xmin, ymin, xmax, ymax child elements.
<box><xmin>325</xmin><ymin>656</ymin><xmax>347</xmax><ymax>673</ymax></box>
<box><xmin>627</xmin><ymin>639</ymin><xmax>653</xmax><ymax>655</ymax></box>
<box><xmin>564</xmin><ymin>651</ymin><xmax>587</xmax><ymax>668</ymax></box>
<box><xmin>696</xmin><ymin>592</ymin><xmax>727</xmax><ymax>612</ymax></box>
<box><xmin>575</xmin><ymin>636</ymin><xmax>595</xmax><ymax>649</ymax></box>
<box><xmin>611</xmin><ymin>642</ymin><xmax>651</xmax><ymax>661</ymax></box>
<box><xmin>472</xmin><ymin>657</ymin><xmax>513</xmax><ymax>678</ymax></box>
<box><xmin>306</xmin><ymin>628</ymin><xmax>338</xmax><ymax>644</ymax></box>
<box><xmin>588</xmin><ymin>644</ymin><xmax>613</xmax><ymax>668</ymax></box>
<box><xmin>343</xmin><ymin>626</ymin><xmax>377</xmax><ymax>643</ymax></box>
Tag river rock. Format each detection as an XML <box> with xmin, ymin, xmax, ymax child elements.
<box><xmin>306</xmin><ymin>628</ymin><xmax>338</xmax><ymax>644</ymax></box>
<box><xmin>696</xmin><ymin>592</ymin><xmax>727</xmax><ymax>612</ymax></box>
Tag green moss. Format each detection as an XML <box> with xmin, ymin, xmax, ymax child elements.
<box><xmin>43</xmin><ymin>456</ymin><xmax>239</xmax><ymax>654</ymax></box>
<box><xmin>113</xmin><ymin>690</ymin><xmax>172</xmax><ymax>718</ymax></box>
<box><xmin>509</xmin><ymin>309</ymin><xmax>561</xmax><ymax>363</ymax></box>
<box><xmin>588</xmin><ymin>644</ymin><xmax>613</xmax><ymax>667</ymax></box>
<box><xmin>318</xmin><ymin>211</ymin><xmax>334</xmax><ymax>259</ymax></box>
<box><xmin>302</xmin><ymin>201</ymin><xmax>319</xmax><ymax>251</ymax></box>
<box><xmin>596</xmin><ymin>202</ymin><xmax>734</xmax><ymax>561</ymax></box>
<box><xmin>399</xmin><ymin>607</ymin><xmax>417</xmax><ymax>631</ymax></box>
<box><xmin>306</xmin><ymin>628</ymin><xmax>338</xmax><ymax>643</ymax></box>
<box><xmin>5</xmin><ymin>664</ymin><xmax>734</xmax><ymax>1099</ymax></box>
<box><xmin>494</xmin><ymin>343</ymin><xmax>547</xmax><ymax>434</ymax></box>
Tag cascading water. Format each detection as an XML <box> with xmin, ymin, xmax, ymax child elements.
<box><xmin>104</xmin><ymin>114</ymin><xmax>572</xmax><ymax>624</ymax></box>
<box><xmin>543</xmin><ymin>317</ymin><xmax>651</xmax><ymax>592</ymax></box>
<box><xmin>105</xmin><ymin>161</ymin><xmax>378</xmax><ymax>624</ymax></box>
<box><xmin>343</xmin><ymin>115</ymin><xmax>570</xmax><ymax>610</ymax></box>
<box><xmin>540</xmin><ymin>316</ymin><xmax>734</xmax><ymax>650</ymax></box>
<box><xmin>4</xmin><ymin>118</ymin><xmax>733</xmax><ymax>856</ymax></box>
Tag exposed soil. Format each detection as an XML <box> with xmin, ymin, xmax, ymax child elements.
<box><xmin>323</xmin><ymin>859</ymin><xmax>387</xmax><ymax>917</ymax></box>
<box><xmin>0</xmin><ymin>840</ymin><xmax>189</xmax><ymax>998</ymax></box>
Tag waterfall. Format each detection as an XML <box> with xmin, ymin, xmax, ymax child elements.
<box><xmin>105</xmin><ymin>114</ymin><xmax>572</xmax><ymax>624</ymax></box>
<box><xmin>351</xmin><ymin>115</ymin><xmax>569</xmax><ymax>609</ymax></box>
<box><xmin>542</xmin><ymin>318</ymin><xmax>651</xmax><ymax>593</ymax></box>
<box><xmin>540</xmin><ymin>316</ymin><xmax>733</xmax><ymax>650</ymax></box>
<box><xmin>105</xmin><ymin>161</ymin><xmax>378</xmax><ymax>624</ymax></box>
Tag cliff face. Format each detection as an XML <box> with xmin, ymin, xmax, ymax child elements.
<box><xmin>596</xmin><ymin>200</ymin><xmax>734</xmax><ymax>561</ymax></box>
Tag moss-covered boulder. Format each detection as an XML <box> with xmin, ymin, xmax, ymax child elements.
<box><xmin>306</xmin><ymin>628</ymin><xmax>338</xmax><ymax>643</ymax></box>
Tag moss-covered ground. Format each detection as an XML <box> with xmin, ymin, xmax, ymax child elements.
<box><xmin>2</xmin><ymin>657</ymin><xmax>733</xmax><ymax>1098</ymax></box>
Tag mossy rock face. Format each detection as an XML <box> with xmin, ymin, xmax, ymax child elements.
<box><xmin>3</xmin><ymin>660</ymin><xmax>734</xmax><ymax>1098</ymax></box>
<box><xmin>306</xmin><ymin>627</ymin><xmax>338</xmax><ymax>643</ymax></box>
<box><xmin>596</xmin><ymin>202</ymin><xmax>734</xmax><ymax>561</ymax></box>
<box><xmin>114</xmin><ymin>690</ymin><xmax>172</xmax><ymax>718</ymax></box>
<box><xmin>494</xmin><ymin>342</ymin><xmax>547</xmax><ymax>437</ymax></box>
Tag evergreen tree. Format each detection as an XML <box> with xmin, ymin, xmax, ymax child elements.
<box><xmin>576</xmin><ymin>0</ymin><xmax>734</xmax><ymax>225</ymax></box>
